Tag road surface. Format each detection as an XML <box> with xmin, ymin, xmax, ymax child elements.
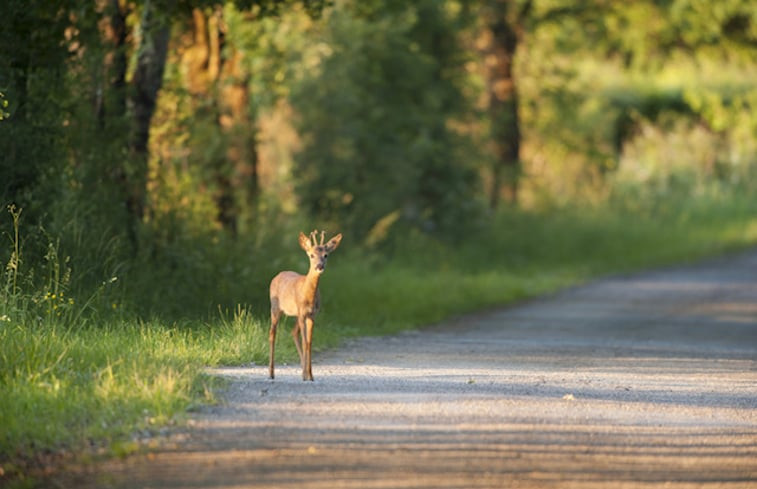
<box><xmin>72</xmin><ymin>251</ymin><xmax>757</xmax><ymax>488</ymax></box>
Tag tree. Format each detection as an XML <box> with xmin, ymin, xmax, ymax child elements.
<box><xmin>156</xmin><ymin>2</ymin><xmax>325</xmax><ymax>236</ymax></box>
<box><xmin>477</xmin><ymin>0</ymin><xmax>757</xmax><ymax>206</ymax></box>
<box><xmin>478</xmin><ymin>0</ymin><xmax>531</xmax><ymax>208</ymax></box>
<box><xmin>91</xmin><ymin>0</ymin><xmax>328</xmax><ymax>243</ymax></box>
<box><xmin>127</xmin><ymin>0</ymin><xmax>173</xmax><ymax>233</ymax></box>
<box><xmin>594</xmin><ymin>0</ymin><xmax>757</xmax><ymax>164</ymax></box>
<box><xmin>292</xmin><ymin>1</ymin><xmax>479</xmax><ymax>243</ymax></box>
<box><xmin>0</xmin><ymin>0</ymin><xmax>71</xmax><ymax>225</ymax></box>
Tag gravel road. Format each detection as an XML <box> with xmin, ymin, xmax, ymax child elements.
<box><xmin>77</xmin><ymin>251</ymin><xmax>756</xmax><ymax>488</ymax></box>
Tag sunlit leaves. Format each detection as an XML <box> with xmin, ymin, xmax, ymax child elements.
<box><xmin>292</xmin><ymin>1</ymin><xmax>481</xmax><ymax>243</ymax></box>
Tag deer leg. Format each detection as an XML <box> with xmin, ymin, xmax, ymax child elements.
<box><xmin>269</xmin><ymin>309</ymin><xmax>280</xmax><ymax>379</ymax></box>
<box><xmin>291</xmin><ymin>317</ymin><xmax>304</xmax><ymax>366</ymax></box>
<box><xmin>303</xmin><ymin>316</ymin><xmax>314</xmax><ymax>381</ymax></box>
<box><xmin>299</xmin><ymin>317</ymin><xmax>308</xmax><ymax>372</ymax></box>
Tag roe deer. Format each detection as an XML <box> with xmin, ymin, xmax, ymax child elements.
<box><xmin>269</xmin><ymin>230</ymin><xmax>342</xmax><ymax>381</ymax></box>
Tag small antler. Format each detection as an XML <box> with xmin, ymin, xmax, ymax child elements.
<box><xmin>308</xmin><ymin>230</ymin><xmax>326</xmax><ymax>247</ymax></box>
<box><xmin>310</xmin><ymin>229</ymin><xmax>326</xmax><ymax>246</ymax></box>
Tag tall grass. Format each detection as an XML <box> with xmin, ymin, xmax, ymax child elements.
<box><xmin>319</xmin><ymin>191</ymin><xmax>757</xmax><ymax>337</ymax></box>
<box><xmin>0</xmin><ymin>313</ymin><xmax>271</xmax><ymax>476</ymax></box>
<box><xmin>2</xmin><ymin>191</ymin><xmax>757</xmax><ymax>480</ymax></box>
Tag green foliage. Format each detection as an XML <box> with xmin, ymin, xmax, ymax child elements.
<box><xmin>0</xmin><ymin>320</ymin><xmax>224</xmax><ymax>461</ymax></box>
<box><xmin>3</xmin><ymin>191</ymin><xmax>757</xmax><ymax>473</ymax></box>
<box><xmin>0</xmin><ymin>0</ymin><xmax>68</xmax><ymax>227</ymax></box>
<box><xmin>589</xmin><ymin>0</ymin><xmax>757</xmax><ymax>69</ymax></box>
<box><xmin>2</xmin><ymin>0</ymin><xmax>757</xmax><ymax>477</ymax></box>
<box><xmin>231</xmin><ymin>0</ymin><xmax>332</xmax><ymax>18</ymax></box>
<box><xmin>0</xmin><ymin>209</ymin><xmax>268</xmax><ymax>464</ymax></box>
<box><xmin>292</xmin><ymin>0</ymin><xmax>481</xmax><ymax>243</ymax></box>
<box><xmin>321</xmin><ymin>191</ymin><xmax>757</xmax><ymax>336</ymax></box>
<box><xmin>0</xmin><ymin>92</ymin><xmax>9</xmax><ymax>121</ymax></box>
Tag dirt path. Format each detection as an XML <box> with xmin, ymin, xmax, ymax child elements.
<box><xmin>76</xmin><ymin>252</ymin><xmax>755</xmax><ymax>488</ymax></box>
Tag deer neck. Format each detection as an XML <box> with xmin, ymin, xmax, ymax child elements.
<box><xmin>301</xmin><ymin>268</ymin><xmax>321</xmax><ymax>300</ymax></box>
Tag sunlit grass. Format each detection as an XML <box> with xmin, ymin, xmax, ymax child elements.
<box><xmin>0</xmin><ymin>305</ymin><xmax>296</xmax><ymax>478</ymax></box>
<box><xmin>321</xmin><ymin>191</ymin><xmax>757</xmax><ymax>339</ymax></box>
<box><xmin>0</xmin><ymin>322</ymin><xmax>206</xmax><ymax>456</ymax></box>
<box><xmin>2</xmin><ymin>191</ymin><xmax>757</xmax><ymax>477</ymax></box>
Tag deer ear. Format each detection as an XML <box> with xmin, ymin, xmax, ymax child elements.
<box><xmin>325</xmin><ymin>233</ymin><xmax>342</xmax><ymax>252</ymax></box>
<box><xmin>298</xmin><ymin>232</ymin><xmax>311</xmax><ymax>251</ymax></box>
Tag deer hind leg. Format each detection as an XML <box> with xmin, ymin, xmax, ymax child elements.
<box><xmin>303</xmin><ymin>316</ymin><xmax>314</xmax><ymax>381</ymax></box>
<box><xmin>269</xmin><ymin>303</ymin><xmax>281</xmax><ymax>379</ymax></box>
<box><xmin>291</xmin><ymin>317</ymin><xmax>304</xmax><ymax>367</ymax></box>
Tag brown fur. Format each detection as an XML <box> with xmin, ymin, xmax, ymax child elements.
<box><xmin>269</xmin><ymin>231</ymin><xmax>342</xmax><ymax>381</ymax></box>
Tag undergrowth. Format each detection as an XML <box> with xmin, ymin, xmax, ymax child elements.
<box><xmin>2</xmin><ymin>191</ymin><xmax>757</xmax><ymax>481</ymax></box>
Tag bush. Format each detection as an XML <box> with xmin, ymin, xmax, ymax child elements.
<box><xmin>291</xmin><ymin>1</ymin><xmax>481</xmax><ymax>244</ymax></box>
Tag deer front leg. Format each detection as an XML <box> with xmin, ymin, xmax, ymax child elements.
<box><xmin>291</xmin><ymin>317</ymin><xmax>304</xmax><ymax>366</ymax></box>
<box><xmin>303</xmin><ymin>316</ymin><xmax>315</xmax><ymax>381</ymax></box>
<box><xmin>300</xmin><ymin>317</ymin><xmax>308</xmax><ymax>372</ymax></box>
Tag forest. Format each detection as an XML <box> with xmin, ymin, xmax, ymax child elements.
<box><xmin>1</xmin><ymin>0</ymin><xmax>756</xmax><ymax>474</ymax></box>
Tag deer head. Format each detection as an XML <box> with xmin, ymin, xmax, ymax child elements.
<box><xmin>299</xmin><ymin>230</ymin><xmax>342</xmax><ymax>274</ymax></box>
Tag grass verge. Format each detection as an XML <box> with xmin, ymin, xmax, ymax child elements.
<box><xmin>2</xmin><ymin>193</ymin><xmax>757</xmax><ymax>483</ymax></box>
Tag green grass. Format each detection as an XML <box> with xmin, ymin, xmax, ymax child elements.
<box><xmin>0</xmin><ymin>312</ymin><xmax>273</xmax><ymax>483</ymax></box>
<box><xmin>2</xmin><ymin>192</ymin><xmax>757</xmax><ymax>481</ymax></box>
<box><xmin>319</xmin><ymin>191</ymin><xmax>757</xmax><ymax>335</ymax></box>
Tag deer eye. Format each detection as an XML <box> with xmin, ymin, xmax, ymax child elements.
<box><xmin>324</xmin><ymin>253</ymin><xmax>328</xmax><ymax>258</ymax></box>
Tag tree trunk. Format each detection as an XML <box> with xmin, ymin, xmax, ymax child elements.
<box><xmin>218</xmin><ymin>46</ymin><xmax>258</xmax><ymax>236</ymax></box>
<box><xmin>126</xmin><ymin>0</ymin><xmax>170</xmax><ymax>245</ymax></box>
<box><xmin>481</xmin><ymin>0</ymin><xmax>527</xmax><ymax>208</ymax></box>
<box><xmin>182</xmin><ymin>8</ymin><xmax>259</xmax><ymax>236</ymax></box>
<box><xmin>109</xmin><ymin>0</ymin><xmax>129</xmax><ymax>124</ymax></box>
<box><xmin>96</xmin><ymin>0</ymin><xmax>129</xmax><ymax>129</ymax></box>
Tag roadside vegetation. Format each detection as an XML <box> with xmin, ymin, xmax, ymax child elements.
<box><xmin>1</xmin><ymin>0</ymin><xmax>756</xmax><ymax>482</ymax></box>
<box><xmin>3</xmin><ymin>191</ymin><xmax>756</xmax><ymax>476</ymax></box>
